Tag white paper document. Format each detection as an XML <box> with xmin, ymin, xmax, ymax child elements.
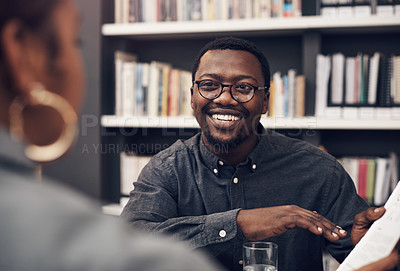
<box><xmin>337</xmin><ymin>181</ymin><xmax>400</xmax><ymax>271</ymax></box>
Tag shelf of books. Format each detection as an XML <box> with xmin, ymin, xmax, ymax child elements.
<box><xmin>320</xmin><ymin>0</ymin><xmax>400</xmax><ymax>18</ymax></box>
<box><xmin>102</xmin><ymin>16</ymin><xmax>400</xmax><ymax>37</ymax></box>
<box><xmin>338</xmin><ymin>153</ymin><xmax>399</xmax><ymax>207</ymax></box>
<box><xmin>104</xmin><ymin>48</ymin><xmax>400</xmax><ymax>130</ymax></box>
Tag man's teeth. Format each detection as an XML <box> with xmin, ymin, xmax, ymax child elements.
<box><xmin>212</xmin><ymin>114</ymin><xmax>239</xmax><ymax>121</ymax></box>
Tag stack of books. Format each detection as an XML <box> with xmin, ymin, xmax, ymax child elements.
<box><xmin>269</xmin><ymin>69</ymin><xmax>306</xmax><ymax>118</ymax></box>
<box><xmin>320</xmin><ymin>0</ymin><xmax>400</xmax><ymax>17</ymax></box>
<box><xmin>114</xmin><ymin>0</ymin><xmax>303</xmax><ymax>23</ymax></box>
<box><xmin>315</xmin><ymin>52</ymin><xmax>400</xmax><ymax>119</ymax></box>
<box><xmin>114</xmin><ymin>51</ymin><xmax>193</xmax><ymax>117</ymax></box>
<box><xmin>338</xmin><ymin>152</ymin><xmax>399</xmax><ymax>206</ymax></box>
<box><xmin>120</xmin><ymin>152</ymin><xmax>152</xmax><ymax>196</ymax></box>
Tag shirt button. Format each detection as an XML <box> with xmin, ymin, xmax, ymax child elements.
<box><xmin>239</xmin><ymin>260</ymin><xmax>243</xmax><ymax>265</ymax></box>
<box><xmin>233</xmin><ymin>177</ymin><xmax>239</xmax><ymax>184</ymax></box>
<box><xmin>213</xmin><ymin>168</ymin><xmax>218</xmax><ymax>174</ymax></box>
<box><xmin>218</xmin><ymin>160</ymin><xmax>224</xmax><ymax>166</ymax></box>
<box><xmin>252</xmin><ymin>164</ymin><xmax>257</xmax><ymax>170</ymax></box>
<box><xmin>219</xmin><ymin>230</ymin><xmax>226</xmax><ymax>238</ymax></box>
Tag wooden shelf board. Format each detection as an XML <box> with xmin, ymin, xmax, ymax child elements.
<box><xmin>101</xmin><ymin>115</ymin><xmax>400</xmax><ymax>130</ymax></box>
<box><xmin>102</xmin><ymin>16</ymin><xmax>400</xmax><ymax>37</ymax></box>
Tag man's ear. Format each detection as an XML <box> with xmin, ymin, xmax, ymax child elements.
<box><xmin>1</xmin><ymin>20</ymin><xmax>46</xmax><ymax>95</ymax></box>
<box><xmin>262</xmin><ymin>91</ymin><xmax>270</xmax><ymax>114</ymax></box>
<box><xmin>190</xmin><ymin>87</ymin><xmax>194</xmax><ymax>110</ymax></box>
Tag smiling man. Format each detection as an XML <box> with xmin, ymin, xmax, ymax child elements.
<box><xmin>191</xmin><ymin>48</ymin><xmax>268</xmax><ymax>166</ymax></box>
<box><xmin>121</xmin><ymin>37</ymin><xmax>369</xmax><ymax>271</ymax></box>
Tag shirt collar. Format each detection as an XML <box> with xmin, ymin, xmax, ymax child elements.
<box><xmin>198</xmin><ymin>134</ymin><xmax>223</xmax><ymax>174</ymax></box>
<box><xmin>247</xmin><ymin>123</ymin><xmax>271</xmax><ymax>167</ymax></box>
<box><xmin>198</xmin><ymin>123</ymin><xmax>271</xmax><ymax>173</ymax></box>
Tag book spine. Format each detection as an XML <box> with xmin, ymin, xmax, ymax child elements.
<box><xmin>296</xmin><ymin>75</ymin><xmax>306</xmax><ymax>117</ymax></box>
<box><xmin>288</xmin><ymin>69</ymin><xmax>297</xmax><ymax>118</ymax></box>
<box><xmin>362</xmin><ymin>55</ymin><xmax>370</xmax><ymax>104</ymax></box>
<box><xmin>283</xmin><ymin>74</ymin><xmax>289</xmax><ymax>117</ymax></box>
<box><xmin>331</xmin><ymin>53</ymin><xmax>345</xmax><ymax>105</ymax></box>
<box><xmin>358</xmin><ymin>158</ymin><xmax>368</xmax><ymax>200</ymax></box>
<box><xmin>366</xmin><ymin>159</ymin><xmax>376</xmax><ymax>205</ymax></box>
<box><xmin>259</xmin><ymin>0</ymin><xmax>271</xmax><ymax>17</ymax></box>
<box><xmin>377</xmin><ymin>55</ymin><xmax>392</xmax><ymax>107</ymax></box>
<box><xmin>393</xmin><ymin>56</ymin><xmax>400</xmax><ymax>104</ymax></box>
<box><xmin>284</xmin><ymin>0</ymin><xmax>294</xmax><ymax>16</ymax></box>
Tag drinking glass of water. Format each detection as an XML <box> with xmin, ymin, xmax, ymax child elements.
<box><xmin>243</xmin><ymin>242</ymin><xmax>278</xmax><ymax>271</ymax></box>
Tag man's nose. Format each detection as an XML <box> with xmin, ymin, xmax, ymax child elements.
<box><xmin>213</xmin><ymin>86</ymin><xmax>238</xmax><ymax>106</ymax></box>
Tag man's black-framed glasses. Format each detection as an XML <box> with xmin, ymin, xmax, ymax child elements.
<box><xmin>193</xmin><ymin>79</ymin><xmax>268</xmax><ymax>103</ymax></box>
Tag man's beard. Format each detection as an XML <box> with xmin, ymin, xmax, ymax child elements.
<box><xmin>203</xmin><ymin>121</ymin><xmax>246</xmax><ymax>152</ymax></box>
<box><xmin>201</xmin><ymin>103</ymin><xmax>252</xmax><ymax>152</ymax></box>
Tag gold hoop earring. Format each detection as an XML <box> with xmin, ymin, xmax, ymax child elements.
<box><xmin>9</xmin><ymin>83</ymin><xmax>78</xmax><ymax>163</ymax></box>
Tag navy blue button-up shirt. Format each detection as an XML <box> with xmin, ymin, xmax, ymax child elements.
<box><xmin>121</xmin><ymin>126</ymin><xmax>369</xmax><ymax>271</ymax></box>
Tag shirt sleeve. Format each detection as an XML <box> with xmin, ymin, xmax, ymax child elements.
<box><xmin>120</xmin><ymin>155</ymin><xmax>242</xmax><ymax>256</ymax></box>
<box><xmin>321</xmin><ymin>161</ymin><xmax>370</xmax><ymax>263</ymax></box>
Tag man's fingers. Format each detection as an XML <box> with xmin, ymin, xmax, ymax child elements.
<box><xmin>309</xmin><ymin>210</ymin><xmax>347</xmax><ymax>239</ymax></box>
<box><xmin>238</xmin><ymin>206</ymin><xmax>350</xmax><ymax>241</ymax></box>
<box><xmin>287</xmin><ymin>208</ymin><xmax>347</xmax><ymax>240</ymax></box>
<box><xmin>351</xmin><ymin>207</ymin><xmax>387</xmax><ymax>246</ymax></box>
<box><xmin>289</xmin><ymin>214</ymin><xmax>347</xmax><ymax>241</ymax></box>
<box><xmin>354</xmin><ymin>207</ymin><xmax>386</xmax><ymax>228</ymax></box>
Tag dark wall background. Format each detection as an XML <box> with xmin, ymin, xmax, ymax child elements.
<box><xmin>43</xmin><ymin>0</ymin><xmax>102</xmax><ymax>200</ymax></box>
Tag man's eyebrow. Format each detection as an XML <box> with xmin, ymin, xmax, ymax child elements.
<box><xmin>198</xmin><ymin>73</ymin><xmax>223</xmax><ymax>81</ymax></box>
<box><xmin>234</xmin><ymin>75</ymin><xmax>258</xmax><ymax>82</ymax></box>
<box><xmin>198</xmin><ymin>73</ymin><xmax>258</xmax><ymax>83</ymax></box>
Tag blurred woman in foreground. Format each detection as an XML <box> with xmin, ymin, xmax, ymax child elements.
<box><xmin>0</xmin><ymin>0</ymin><xmax>220</xmax><ymax>270</ymax></box>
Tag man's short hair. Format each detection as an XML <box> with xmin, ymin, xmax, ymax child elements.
<box><xmin>192</xmin><ymin>36</ymin><xmax>270</xmax><ymax>91</ymax></box>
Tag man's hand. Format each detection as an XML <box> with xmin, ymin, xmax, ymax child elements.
<box><xmin>351</xmin><ymin>207</ymin><xmax>385</xmax><ymax>246</ymax></box>
<box><xmin>236</xmin><ymin>205</ymin><xmax>347</xmax><ymax>242</ymax></box>
<box><xmin>351</xmin><ymin>207</ymin><xmax>400</xmax><ymax>271</ymax></box>
<box><xmin>356</xmin><ymin>249</ymin><xmax>399</xmax><ymax>271</ymax></box>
